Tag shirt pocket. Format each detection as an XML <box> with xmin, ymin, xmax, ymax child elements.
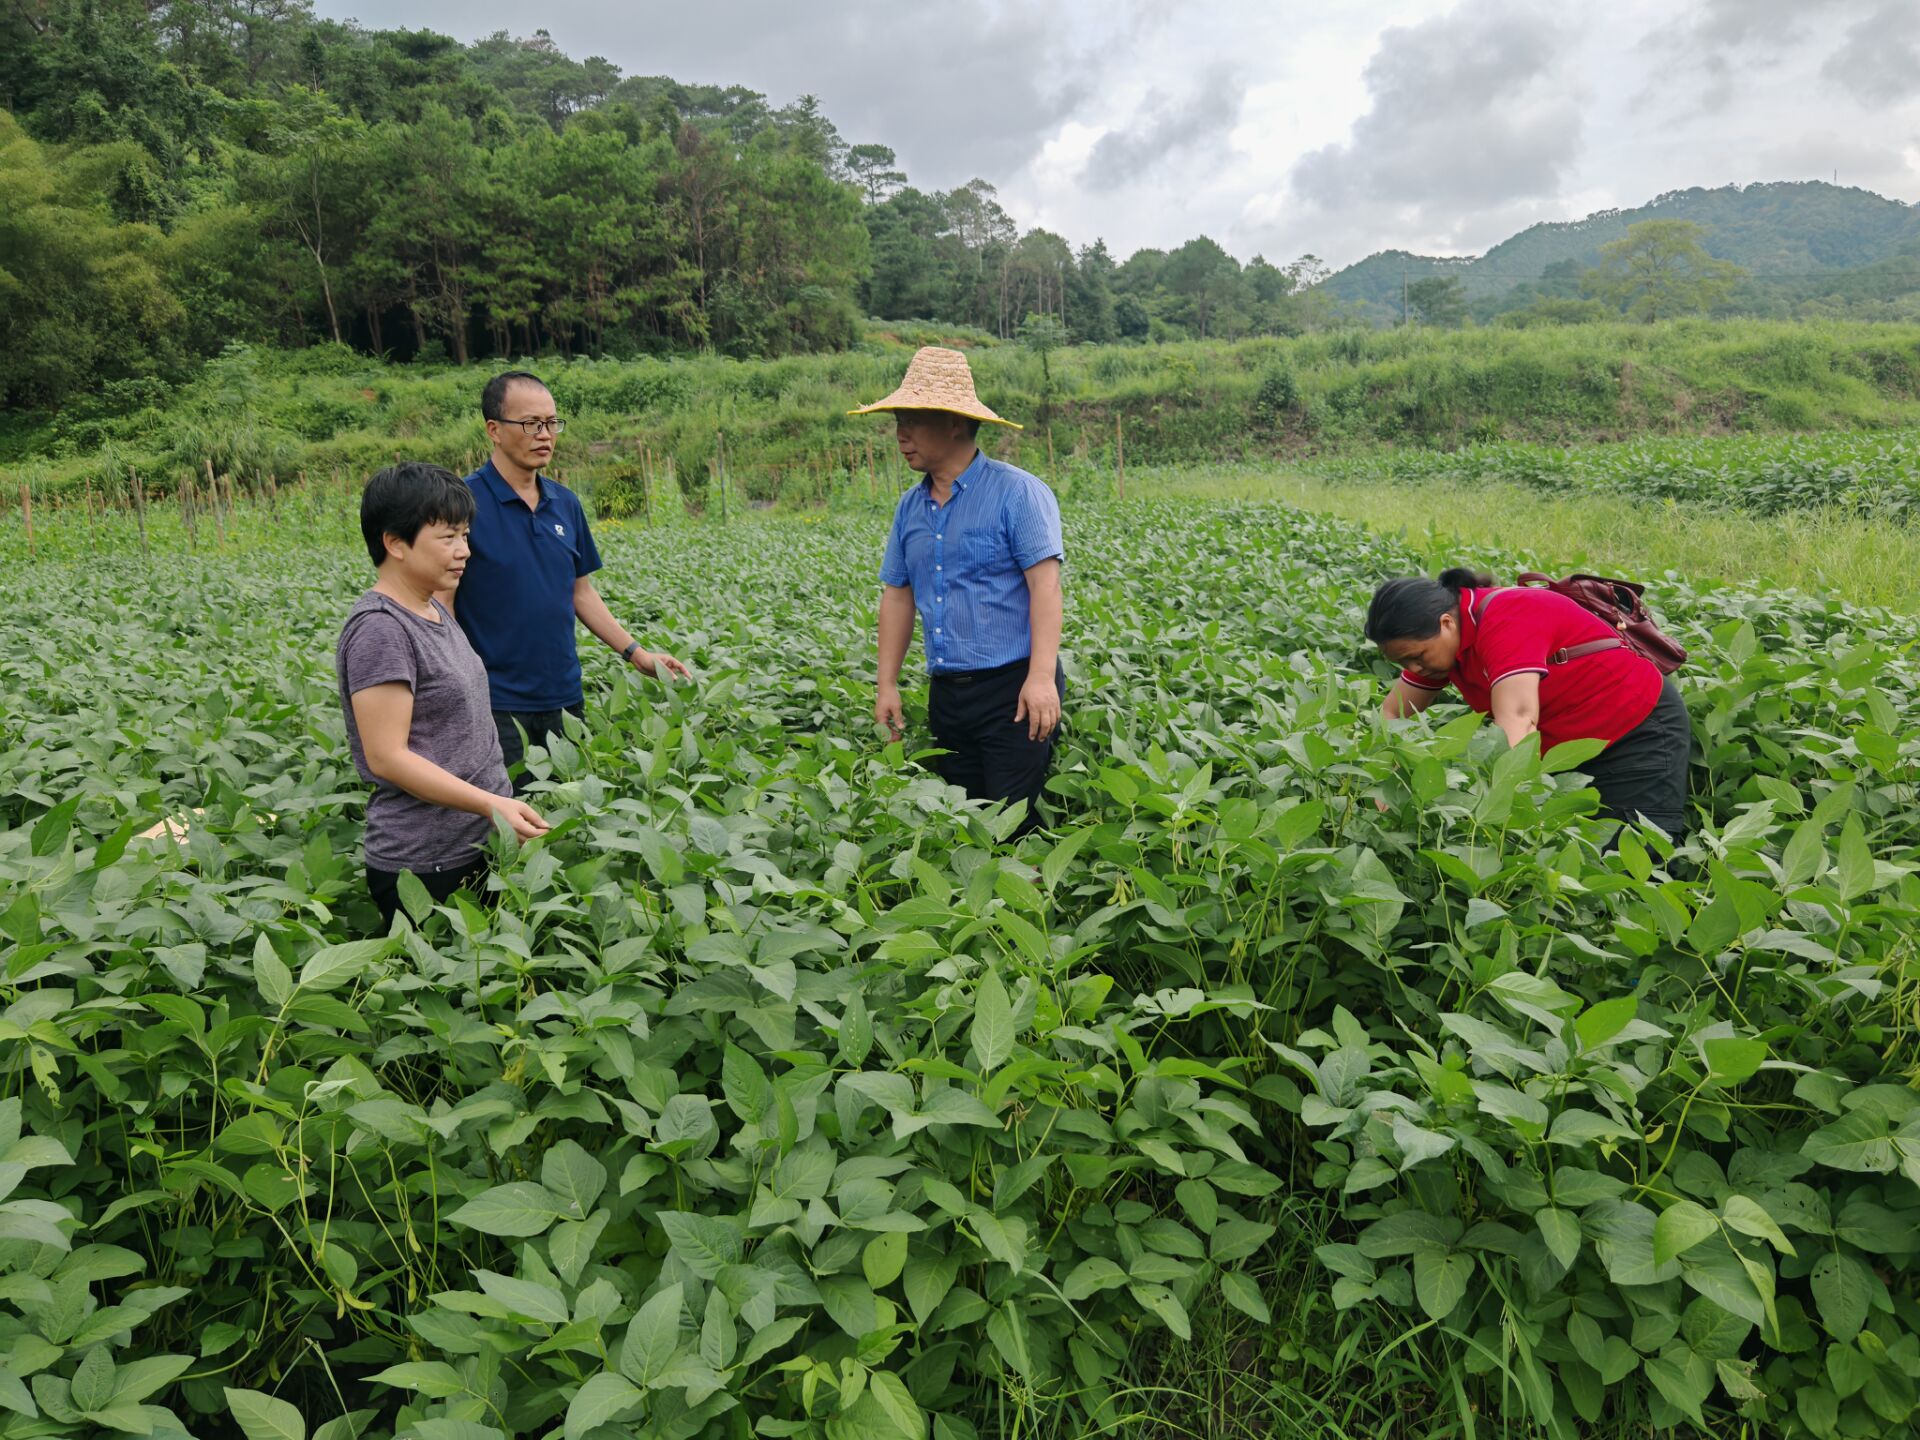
<box><xmin>960</xmin><ymin>516</ymin><xmax>1009</xmax><ymax>573</ymax></box>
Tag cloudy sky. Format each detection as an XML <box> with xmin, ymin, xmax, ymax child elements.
<box><xmin>311</xmin><ymin>0</ymin><xmax>1920</xmax><ymax>268</ymax></box>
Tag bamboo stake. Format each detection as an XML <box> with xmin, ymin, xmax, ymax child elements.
<box><xmin>1047</xmin><ymin>426</ymin><xmax>1056</xmax><ymax>484</ymax></box>
<box><xmin>130</xmin><ymin>469</ymin><xmax>149</xmax><ymax>560</ymax></box>
<box><xmin>865</xmin><ymin>435</ymin><xmax>876</xmax><ymax>497</ymax></box>
<box><xmin>209</xmin><ymin>463</ymin><xmax>227</xmax><ymax>548</ymax></box>
<box><xmin>183</xmin><ymin>470</ymin><xmax>198</xmax><ymax>550</ymax></box>
<box><xmin>84</xmin><ymin>477</ymin><xmax>95</xmax><ymax>553</ymax></box>
<box><xmin>21</xmin><ymin>482</ymin><xmax>33</xmax><ymax>560</ymax></box>
<box><xmin>1115</xmin><ymin>415</ymin><xmax>1125</xmax><ymax>501</ymax></box>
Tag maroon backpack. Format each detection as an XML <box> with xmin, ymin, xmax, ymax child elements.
<box><xmin>1474</xmin><ymin>573</ymin><xmax>1687</xmax><ymax>675</ymax></box>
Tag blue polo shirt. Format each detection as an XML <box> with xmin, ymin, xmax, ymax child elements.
<box><xmin>879</xmin><ymin>450</ymin><xmax>1063</xmax><ymax>674</ymax></box>
<box><xmin>457</xmin><ymin>460</ymin><xmax>602</xmax><ymax>711</ymax></box>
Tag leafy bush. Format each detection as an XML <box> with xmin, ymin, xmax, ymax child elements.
<box><xmin>0</xmin><ymin>498</ymin><xmax>1916</xmax><ymax>1438</ymax></box>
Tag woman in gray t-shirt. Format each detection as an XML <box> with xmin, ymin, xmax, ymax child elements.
<box><xmin>336</xmin><ymin>463</ymin><xmax>548</xmax><ymax>929</ymax></box>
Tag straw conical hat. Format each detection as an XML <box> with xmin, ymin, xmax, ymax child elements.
<box><xmin>848</xmin><ymin>346</ymin><xmax>1023</xmax><ymax>429</ymax></box>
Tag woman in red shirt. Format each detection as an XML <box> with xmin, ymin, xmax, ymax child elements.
<box><xmin>1365</xmin><ymin>568</ymin><xmax>1692</xmax><ymax>839</ymax></box>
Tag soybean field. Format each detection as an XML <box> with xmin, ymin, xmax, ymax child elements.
<box><xmin>1</xmin><ymin>495</ymin><xmax>1917</xmax><ymax>1440</ymax></box>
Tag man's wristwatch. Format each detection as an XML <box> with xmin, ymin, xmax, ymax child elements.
<box><xmin>621</xmin><ymin>641</ymin><xmax>642</xmax><ymax>663</ymax></box>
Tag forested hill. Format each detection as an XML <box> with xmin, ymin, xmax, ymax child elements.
<box><xmin>1325</xmin><ymin>182</ymin><xmax>1920</xmax><ymax>308</ymax></box>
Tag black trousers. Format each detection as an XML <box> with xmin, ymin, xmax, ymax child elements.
<box><xmin>1585</xmin><ymin>678</ymin><xmax>1691</xmax><ymax>840</ymax></box>
<box><xmin>493</xmin><ymin>704</ymin><xmax>584</xmax><ymax>795</ymax></box>
<box><xmin>927</xmin><ymin>658</ymin><xmax>1065</xmax><ymax>838</ymax></box>
<box><xmin>367</xmin><ymin>855</ymin><xmax>489</xmax><ymax>931</ymax></box>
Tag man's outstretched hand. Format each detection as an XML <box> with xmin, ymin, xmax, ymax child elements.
<box><xmin>631</xmin><ymin>649</ymin><xmax>692</xmax><ymax>680</ymax></box>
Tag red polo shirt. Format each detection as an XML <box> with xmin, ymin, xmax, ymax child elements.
<box><xmin>1400</xmin><ymin>587</ymin><xmax>1662</xmax><ymax>752</ymax></box>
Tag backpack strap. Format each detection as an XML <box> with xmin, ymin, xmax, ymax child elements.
<box><xmin>1549</xmin><ymin>638</ymin><xmax>1625</xmax><ymax>665</ymax></box>
<box><xmin>1478</xmin><ymin>585</ymin><xmax>1624</xmax><ymax>664</ymax></box>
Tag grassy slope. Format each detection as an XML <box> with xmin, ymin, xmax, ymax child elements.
<box><xmin>6</xmin><ymin>320</ymin><xmax>1920</xmax><ymax>508</ymax></box>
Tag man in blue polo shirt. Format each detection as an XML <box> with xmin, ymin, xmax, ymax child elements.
<box><xmin>444</xmin><ymin>371</ymin><xmax>689</xmax><ymax>789</ymax></box>
<box><xmin>856</xmin><ymin>347</ymin><xmax>1065</xmax><ymax>836</ymax></box>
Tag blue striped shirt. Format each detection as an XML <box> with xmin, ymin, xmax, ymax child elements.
<box><xmin>879</xmin><ymin>450</ymin><xmax>1063</xmax><ymax>674</ymax></box>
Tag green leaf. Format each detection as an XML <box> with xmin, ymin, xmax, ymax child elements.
<box><xmin>549</xmin><ymin>1211</ymin><xmax>609</xmax><ymax>1288</ymax></box>
<box><xmin>868</xmin><ymin>1372</ymin><xmax>925</xmax><ymax>1440</ymax></box>
<box><xmin>368</xmin><ymin>1362</ymin><xmax>465</xmax><ymax>1398</ymax></box>
<box><xmin>1573</xmin><ymin>996</ymin><xmax>1637</xmax><ymax>1052</ymax></box>
<box><xmin>828</xmin><ymin>1377</ymin><xmax>925</xmax><ymax>1440</ymax></box>
<box><xmin>395</xmin><ymin>869</ymin><xmax>434</xmax><ymax>924</ymax></box>
<box><xmin>1803</xmin><ymin>1110</ymin><xmax>1899</xmax><ymax>1173</ymax></box>
<box><xmin>475</xmin><ymin>1270</ymin><xmax>570</xmax><ymax>1324</ymax></box>
<box><xmin>1703</xmin><ymin>1037</ymin><xmax>1767</xmax><ymax>1085</ymax></box>
<box><xmin>1721</xmin><ymin>1195</ymin><xmax>1795</xmax><ymax>1256</ymax></box>
<box><xmin>565</xmin><ymin>1372</ymin><xmax>645</xmax><ymax>1440</ymax></box>
<box><xmin>30</xmin><ymin>795</ymin><xmax>79</xmax><ymax>857</ymax></box>
<box><xmin>70</xmin><ymin>1347</ymin><xmax>114</xmax><ymax>1411</ymax></box>
<box><xmin>1536</xmin><ymin>1207</ymin><xmax>1581</xmax><ymax>1271</ymax></box>
<box><xmin>620</xmin><ymin>1283</ymin><xmax>684</xmax><ymax>1385</ymax></box>
<box><xmin>1219</xmin><ymin>1270</ymin><xmax>1271</xmax><ymax>1323</ymax></box>
<box><xmin>1413</xmin><ymin>1252</ymin><xmax>1473</xmax><ymax>1321</ymax></box>
<box><xmin>722</xmin><ymin>1044</ymin><xmax>772</xmax><ymax>1125</ymax></box>
<box><xmin>253</xmin><ymin>936</ymin><xmax>291</xmax><ymax>1010</ymax></box>
<box><xmin>863</xmin><ymin>1231</ymin><xmax>908</xmax><ymax>1289</ymax></box>
<box><xmin>1061</xmin><ymin>1256</ymin><xmax>1128</xmax><ymax>1301</ymax></box>
<box><xmin>1836</xmin><ymin>817</ymin><xmax>1875</xmax><ymax>901</ymax></box>
<box><xmin>1653</xmin><ymin>1200</ymin><xmax>1719</xmax><ymax>1266</ymax></box>
<box><xmin>225</xmin><ymin>1388</ymin><xmax>306</xmax><ymax>1440</ymax></box>
<box><xmin>1810</xmin><ymin>1252</ymin><xmax>1874</xmax><ymax>1341</ymax></box>
<box><xmin>1643</xmin><ymin>1347</ymin><xmax>1713</xmax><ymax>1427</ymax></box>
<box><xmin>903</xmin><ymin>1252</ymin><xmax>958</xmax><ymax>1324</ymax></box>
<box><xmin>295</xmin><ymin>938</ymin><xmax>387</xmax><ymax>992</ymax></box>
<box><xmin>658</xmin><ymin>1211</ymin><xmax>743</xmax><ymax>1279</ymax></box>
<box><xmin>448</xmin><ymin>1182</ymin><xmax>567</xmax><ymax>1237</ymax></box>
<box><xmin>541</xmin><ymin>1140</ymin><xmax>608</xmax><ymax>1219</ymax></box>
<box><xmin>1129</xmin><ymin>1282</ymin><xmax>1192</xmax><ymax>1340</ymax></box>
<box><xmin>838</xmin><ymin>989</ymin><xmax>873</xmax><ymax>1067</ymax></box>
<box><xmin>970</xmin><ymin>967</ymin><xmax>1014</xmax><ymax>1072</ymax></box>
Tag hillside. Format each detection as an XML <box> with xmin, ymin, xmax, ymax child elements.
<box><xmin>1325</xmin><ymin>181</ymin><xmax>1920</xmax><ymax>310</ymax></box>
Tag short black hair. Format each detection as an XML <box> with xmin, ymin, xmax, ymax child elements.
<box><xmin>1364</xmin><ymin>569</ymin><xmax>1495</xmax><ymax>644</ymax></box>
<box><xmin>961</xmin><ymin>416</ymin><xmax>982</xmax><ymax>439</ymax></box>
<box><xmin>481</xmin><ymin>370</ymin><xmax>551</xmax><ymax>422</ymax></box>
<box><xmin>360</xmin><ymin>462</ymin><xmax>476</xmax><ymax>568</ymax></box>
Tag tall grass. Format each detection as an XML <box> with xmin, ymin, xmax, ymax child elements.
<box><xmin>6</xmin><ymin>320</ymin><xmax>1919</xmax><ymax>515</ymax></box>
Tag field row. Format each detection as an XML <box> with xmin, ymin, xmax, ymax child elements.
<box><xmin>1311</xmin><ymin>427</ymin><xmax>1920</xmax><ymax>518</ymax></box>
<box><xmin>0</xmin><ymin>502</ymin><xmax>1916</xmax><ymax>1439</ymax></box>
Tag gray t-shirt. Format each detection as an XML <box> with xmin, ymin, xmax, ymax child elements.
<box><xmin>335</xmin><ymin>591</ymin><xmax>511</xmax><ymax>873</ymax></box>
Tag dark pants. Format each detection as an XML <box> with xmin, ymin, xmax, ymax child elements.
<box><xmin>367</xmin><ymin>856</ymin><xmax>489</xmax><ymax>931</ymax></box>
<box><xmin>1586</xmin><ymin>678</ymin><xmax>1691</xmax><ymax>841</ymax></box>
<box><xmin>493</xmin><ymin>704</ymin><xmax>584</xmax><ymax>795</ymax></box>
<box><xmin>927</xmin><ymin>658</ymin><xmax>1065</xmax><ymax>838</ymax></box>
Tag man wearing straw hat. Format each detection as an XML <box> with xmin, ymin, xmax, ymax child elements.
<box><xmin>855</xmin><ymin>346</ymin><xmax>1065</xmax><ymax>836</ymax></box>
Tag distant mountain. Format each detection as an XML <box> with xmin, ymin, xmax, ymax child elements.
<box><xmin>1323</xmin><ymin>181</ymin><xmax>1920</xmax><ymax>311</ymax></box>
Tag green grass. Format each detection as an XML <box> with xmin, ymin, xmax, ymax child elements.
<box><xmin>1122</xmin><ymin>462</ymin><xmax>1920</xmax><ymax>613</ymax></box>
<box><xmin>7</xmin><ymin>319</ymin><xmax>1920</xmax><ymax>517</ymax></box>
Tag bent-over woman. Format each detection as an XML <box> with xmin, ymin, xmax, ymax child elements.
<box><xmin>1365</xmin><ymin>568</ymin><xmax>1692</xmax><ymax>839</ymax></box>
<box><xmin>336</xmin><ymin>463</ymin><xmax>549</xmax><ymax>930</ymax></box>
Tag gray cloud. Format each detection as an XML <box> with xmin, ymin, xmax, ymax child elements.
<box><xmin>1639</xmin><ymin>0</ymin><xmax>1856</xmax><ymax>113</ymax></box>
<box><xmin>1822</xmin><ymin>1</ymin><xmax>1920</xmax><ymax>106</ymax></box>
<box><xmin>1289</xmin><ymin>0</ymin><xmax>1583</xmax><ymax>214</ymax></box>
<box><xmin>1080</xmin><ymin>68</ymin><xmax>1246</xmax><ymax>192</ymax></box>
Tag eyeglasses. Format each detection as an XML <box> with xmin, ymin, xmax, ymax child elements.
<box><xmin>496</xmin><ymin>418</ymin><xmax>566</xmax><ymax>436</ymax></box>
